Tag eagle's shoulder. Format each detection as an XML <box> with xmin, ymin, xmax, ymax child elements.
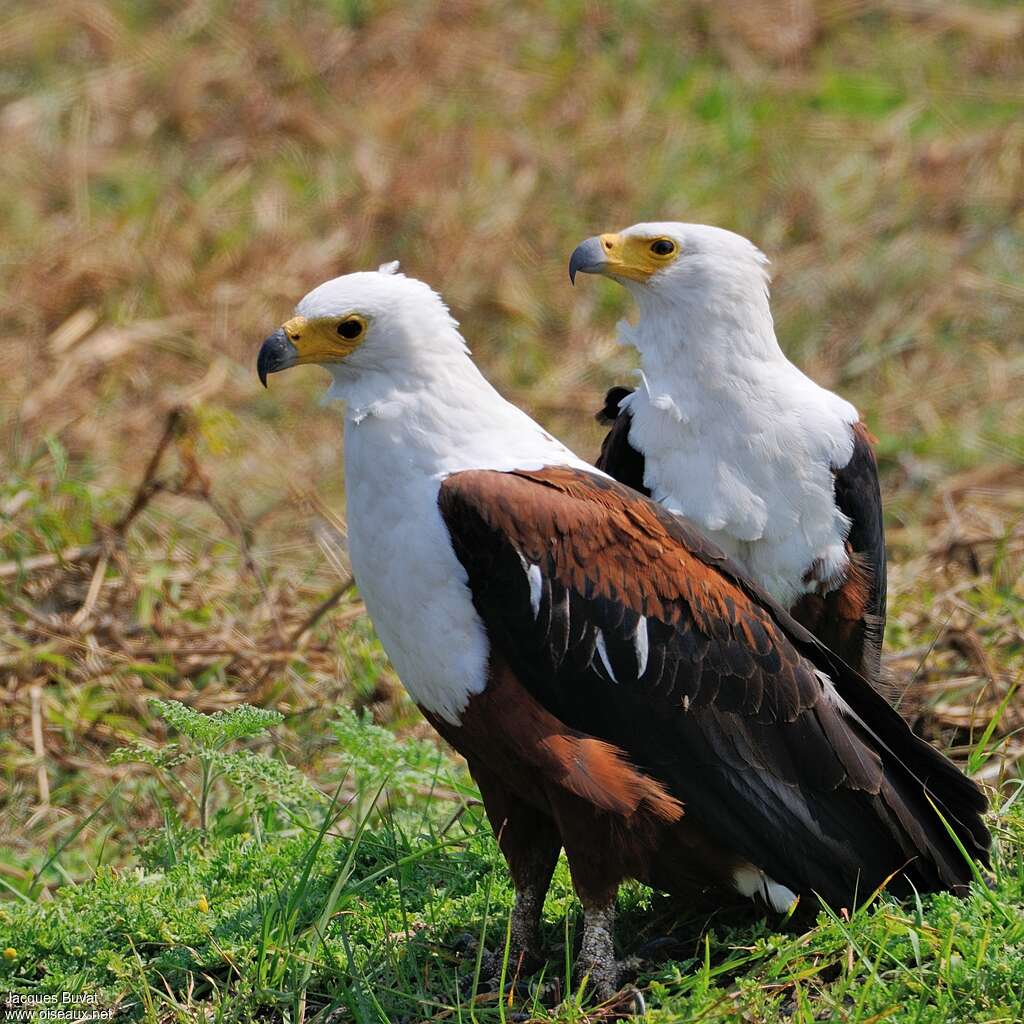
<box><xmin>593</xmin><ymin>386</ymin><xmax>649</xmax><ymax>498</ymax></box>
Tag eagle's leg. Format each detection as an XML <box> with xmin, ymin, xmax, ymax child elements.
<box><xmin>562</xmin><ymin>833</ymin><xmax>645</xmax><ymax>1015</ymax></box>
<box><xmin>578</xmin><ymin>897</ymin><xmax>620</xmax><ymax>998</ymax></box>
<box><xmin>470</xmin><ymin>759</ymin><xmax>561</xmax><ymax>977</ymax></box>
<box><xmin>571</xmin><ymin>895</ymin><xmax>644</xmax><ymax>1014</ymax></box>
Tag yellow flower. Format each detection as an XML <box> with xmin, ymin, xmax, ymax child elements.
<box><xmin>196</xmin><ymin>896</ymin><xmax>209</xmax><ymax>913</ymax></box>
<box><xmin>2</xmin><ymin>947</ymin><xmax>15</xmax><ymax>960</ymax></box>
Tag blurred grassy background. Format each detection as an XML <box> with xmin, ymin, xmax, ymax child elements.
<box><xmin>2</xmin><ymin>0</ymin><xmax>1023</xmax><ymax>885</ymax></box>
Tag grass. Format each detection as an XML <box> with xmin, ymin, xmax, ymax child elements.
<box><xmin>1</xmin><ymin>0</ymin><xmax>1023</xmax><ymax>1020</ymax></box>
<box><xmin>2</xmin><ymin>703</ymin><xmax>1022</xmax><ymax>1023</ymax></box>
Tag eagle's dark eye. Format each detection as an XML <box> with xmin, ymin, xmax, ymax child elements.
<box><xmin>338</xmin><ymin>318</ymin><xmax>364</xmax><ymax>340</ymax></box>
<box><xmin>650</xmin><ymin>239</ymin><xmax>676</xmax><ymax>256</ymax></box>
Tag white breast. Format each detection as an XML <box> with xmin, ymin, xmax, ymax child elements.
<box><xmin>625</xmin><ymin>364</ymin><xmax>857</xmax><ymax>609</ymax></box>
<box><xmin>341</xmin><ymin>378</ymin><xmax>595</xmax><ymax>725</ymax></box>
<box><xmin>344</xmin><ymin>416</ymin><xmax>490</xmax><ymax>725</ymax></box>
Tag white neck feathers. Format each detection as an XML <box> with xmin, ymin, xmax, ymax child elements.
<box><xmin>334</xmin><ymin>322</ymin><xmax>587</xmax><ymax>725</ymax></box>
<box><xmin>618</xmin><ymin>266</ymin><xmax>859</xmax><ymax>607</ymax></box>
<box><xmin>623</xmin><ymin>260</ymin><xmax>783</xmax><ymax>381</ymax></box>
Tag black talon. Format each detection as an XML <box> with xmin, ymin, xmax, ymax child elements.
<box><xmin>617</xmin><ymin>985</ymin><xmax>647</xmax><ymax>1017</ymax></box>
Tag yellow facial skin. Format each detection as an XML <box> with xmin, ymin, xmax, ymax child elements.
<box><xmin>573</xmin><ymin>229</ymin><xmax>684</xmax><ymax>284</ymax></box>
<box><xmin>280</xmin><ymin>313</ymin><xmax>369</xmax><ymax>364</ymax></box>
<box><xmin>595</xmin><ymin>233</ymin><xmax>681</xmax><ymax>282</ymax></box>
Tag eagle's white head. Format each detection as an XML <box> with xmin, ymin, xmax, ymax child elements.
<box><xmin>255</xmin><ymin>263</ymin><xmax>590</xmax><ymax>473</ymax></box>
<box><xmin>257</xmin><ymin>262</ymin><xmax>468</xmax><ymax>392</ymax></box>
<box><xmin>569</xmin><ymin>221</ymin><xmax>778</xmax><ymax>364</ymax></box>
<box><xmin>569</xmin><ymin>221</ymin><xmax>769</xmax><ymax>296</ymax></box>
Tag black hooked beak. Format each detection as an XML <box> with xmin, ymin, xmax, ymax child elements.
<box><xmin>257</xmin><ymin>328</ymin><xmax>298</xmax><ymax>388</ymax></box>
<box><xmin>568</xmin><ymin>235</ymin><xmax>607</xmax><ymax>285</ymax></box>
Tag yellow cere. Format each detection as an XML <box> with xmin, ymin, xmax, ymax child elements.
<box><xmin>597</xmin><ymin>232</ymin><xmax>680</xmax><ymax>282</ymax></box>
<box><xmin>280</xmin><ymin>313</ymin><xmax>369</xmax><ymax>364</ymax></box>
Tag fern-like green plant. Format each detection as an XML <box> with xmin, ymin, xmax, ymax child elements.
<box><xmin>330</xmin><ymin>705</ymin><xmax>446</xmax><ymax>796</ymax></box>
<box><xmin>110</xmin><ymin>700</ymin><xmax>321</xmax><ymax>839</ymax></box>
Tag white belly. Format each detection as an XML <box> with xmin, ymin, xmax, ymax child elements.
<box><xmin>344</xmin><ymin>419</ymin><xmax>490</xmax><ymax>725</ymax></box>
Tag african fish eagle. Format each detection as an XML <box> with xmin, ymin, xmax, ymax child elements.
<box><xmin>570</xmin><ymin>223</ymin><xmax>887</xmax><ymax>686</ymax></box>
<box><xmin>258</xmin><ymin>264</ymin><xmax>988</xmax><ymax>1008</ymax></box>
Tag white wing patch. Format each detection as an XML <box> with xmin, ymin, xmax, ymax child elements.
<box><xmin>733</xmin><ymin>865</ymin><xmax>798</xmax><ymax>913</ymax></box>
<box><xmin>517</xmin><ymin>551</ymin><xmax>543</xmax><ymax>618</ymax></box>
<box><xmin>595</xmin><ymin>629</ymin><xmax>618</xmax><ymax>684</ymax></box>
<box><xmin>635</xmin><ymin>616</ymin><xmax>649</xmax><ymax>678</ymax></box>
<box><xmin>526</xmin><ymin>563</ymin><xmax>542</xmax><ymax>618</ymax></box>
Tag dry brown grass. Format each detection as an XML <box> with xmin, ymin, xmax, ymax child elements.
<box><xmin>1</xmin><ymin>0</ymin><xmax>1023</xmax><ymax>856</ymax></box>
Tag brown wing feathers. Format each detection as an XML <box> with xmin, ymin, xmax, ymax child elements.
<box><xmin>438</xmin><ymin>466</ymin><xmax>989</xmax><ymax>906</ymax></box>
<box><xmin>597</xmin><ymin>390</ymin><xmax>889</xmax><ymax>685</ymax></box>
<box><xmin>426</xmin><ymin>659</ymin><xmax>682</xmax><ymax>824</ymax></box>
